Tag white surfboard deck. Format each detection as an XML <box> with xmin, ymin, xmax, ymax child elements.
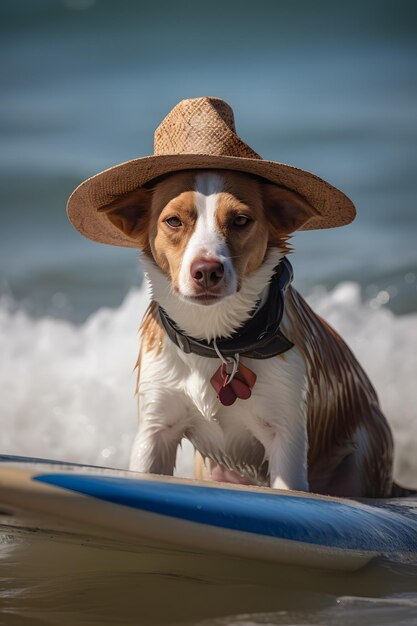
<box><xmin>0</xmin><ymin>455</ymin><xmax>416</xmax><ymax>572</ymax></box>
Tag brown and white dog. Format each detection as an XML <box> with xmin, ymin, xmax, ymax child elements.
<box><xmin>102</xmin><ymin>167</ymin><xmax>395</xmax><ymax>498</ymax></box>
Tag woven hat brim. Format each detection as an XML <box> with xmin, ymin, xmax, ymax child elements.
<box><xmin>67</xmin><ymin>153</ymin><xmax>356</xmax><ymax>248</ymax></box>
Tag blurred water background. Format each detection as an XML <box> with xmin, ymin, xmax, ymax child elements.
<box><xmin>1</xmin><ymin>0</ymin><xmax>417</xmax><ymax>321</ymax></box>
<box><xmin>0</xmin><ymin>1</ymin><xmax>417</xmax><ymax>624</ymax></box>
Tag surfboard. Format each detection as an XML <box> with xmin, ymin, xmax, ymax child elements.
<box><xmin>0</xmin><ymin>454</ymin><xmax>416</xmax><ymax>572</ymax></box>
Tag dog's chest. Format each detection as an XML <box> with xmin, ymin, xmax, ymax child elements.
<box><xmin>181</xmin><ymin>349</ymin><xmax>306</xmax><ymax>478</ymax></box>
<box><xmin>139</xmin><ymin>337</ymin><xmax>307</xmax><ymax>481</ymax></box>
<box><xmin>165</xmin><ymin>343</ymin><xmax>306</xmax><ymax>433</ymax></box>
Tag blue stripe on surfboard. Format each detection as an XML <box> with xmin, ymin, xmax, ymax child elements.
<box><xmin>33</xmin><ymin>474</ymin><xmax>417</xmax><ymax>553</ymax></box>
<box><xmin>0</xmin><ymin>454</ymin><xmax>108</xmax><ymax>470</ymax></box>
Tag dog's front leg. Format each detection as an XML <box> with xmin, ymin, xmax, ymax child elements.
<box><xmin>266</xmin><ymin>422</ymin><xmax>309</xmax><ymax>492</ymax></box>
<box><xmin>248</xmin><ymin>407</ymin><xmax>309</xmax><ymax>492</ymax></box>
<box><xmin>129</xmin><ymin>390</ymin><xmax>189</xmax><ymax>475</ymax></box>
<box><xmin>247</xmin><ymin>350</ymin><xmax>309</xmax><ymax>491</ymax></box>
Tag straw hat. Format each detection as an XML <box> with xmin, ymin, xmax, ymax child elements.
<box><xmin>67</xmin><ymin>96</ymin><xmax>356</xmax><ymax>248</ymax></box>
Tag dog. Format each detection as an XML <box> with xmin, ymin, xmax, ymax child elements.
<box><xmin>67</xmin><ymin>96</ymin><xmax>399</xmax><ymax>498</ymax></box>
<box><xmin>101</xmin><ymin>168</ymin><xmax>393</xmax><ymax>497</ymax></box>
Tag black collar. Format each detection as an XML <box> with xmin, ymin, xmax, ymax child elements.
<box><xmin>158</xmin><ymin>257</ymin><xmax>294</xmax><ymax>360</ymax></box>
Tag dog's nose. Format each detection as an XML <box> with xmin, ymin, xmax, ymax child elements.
<box><xmin>191</xmin><ymin>259</ymin><xmax>224</xmax><ymax>289</ymax></box>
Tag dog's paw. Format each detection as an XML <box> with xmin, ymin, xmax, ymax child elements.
<box><xmin>272</xmin><ymin>477</ymin><xmax>291</xmax><ymax>491</ymax></box>
<box><xmin>272</xmin><ymin>476</ymin><xmax>309</xmax><ymax>492</ymax></box>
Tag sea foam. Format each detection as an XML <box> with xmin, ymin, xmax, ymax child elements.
<box><xmin>0</xmin><ymin>282</ymin><xmax>416</xmax><ymax>487</ymax></box>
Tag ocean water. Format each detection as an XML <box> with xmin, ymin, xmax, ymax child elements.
<box><xmin>1</xmin><ymin>0</ymin><xmax>417</xmax><ymax>322</ymax></box>
<box><xmin>1</xmin><ymin>0</ymin><xmax>417</xmax><ymax>624</ymax></box>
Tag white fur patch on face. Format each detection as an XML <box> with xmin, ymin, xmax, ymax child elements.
<box><xmin>177</xmin><ymin>172</ymin><xmax>237</xmax><ymax>299</ymax></box>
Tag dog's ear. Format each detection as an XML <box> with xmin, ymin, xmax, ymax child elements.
<box><xmin>98</xmin><ymin>187</ymin><xmax>152</xmax><ymax>249</ymax></box>
<box><xmin>263</xmin><ymin>183</ymin><xmax>318</xmax><ymax>235</ymax></box>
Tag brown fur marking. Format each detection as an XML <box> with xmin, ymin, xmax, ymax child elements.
<box><xmin>283</xmin><ymin>287</ymin><xmax>393</xmax><ymax>497</ymax></box>
<box><xmin>136</xmin><ymin>301</ymin><xmax>164</xmax><ymax>393</ymax></box>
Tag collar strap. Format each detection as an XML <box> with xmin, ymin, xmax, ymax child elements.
<box><xmin>158</xmin><ymin>258</ymin><xmax>294</xmax><ymax>360</ymax></box>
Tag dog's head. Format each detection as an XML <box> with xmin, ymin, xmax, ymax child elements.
<box><xmin>101</xmin><ymin>169</ymin><xmax>316</xmax><ymax>306</ymax></box>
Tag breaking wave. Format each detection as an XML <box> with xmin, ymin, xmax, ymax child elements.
<box><xmin>0</xmin><ymin>282</ymin><xmax>416</xmax><ymax>487</ymax></box>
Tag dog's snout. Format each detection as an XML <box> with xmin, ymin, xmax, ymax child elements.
<box><xmin>191</xmin><ymin>259</ymin><xmax>224</xmax><ymax>289</ymax></box>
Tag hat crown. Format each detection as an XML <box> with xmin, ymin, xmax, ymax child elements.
<box><xmin>154</xmin><ymin>96</ymin><xmax>261</xmax><ymax>159</ymax></box>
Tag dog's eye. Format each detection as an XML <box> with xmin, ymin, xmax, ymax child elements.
<box><xmin>165</xmin><ymin>216</ymin><xmax>182</xmax><ymax>228</ymax></box>
<box><xmin>232</xmin><ymin>215</ymin><xmax>251</xmax><ymax>227</ymax></box>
